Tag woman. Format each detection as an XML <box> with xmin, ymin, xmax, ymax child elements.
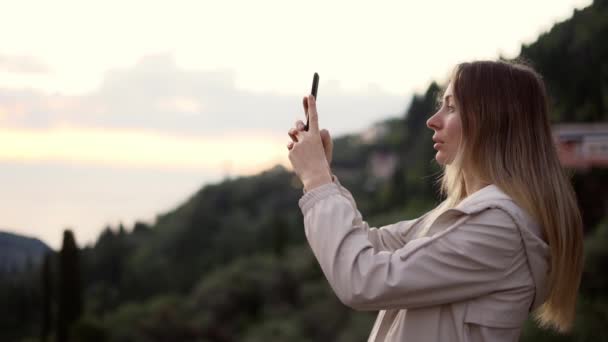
<box><xmin>286</xmin><ymin>60</ymin><xmax>583</xmax><ymax>342</ymax></box>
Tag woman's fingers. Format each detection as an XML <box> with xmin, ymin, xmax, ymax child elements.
<box><xmin>305</xmin><ymin>95</ymin><xmax>320</xmax><ymax>132</ymax></box>
<box><xmin>288</xmin><ymin>120</ymin><xmax>306</xmax><ymax>142</ymax></box>
<box><xmin>295</xmin><ymin>120</ymin><xmax>305</xmax><ymax>131</ymax></box>
<box><xmin>288</xmin><ymin>127</ymin><xmax>300</xmax><ymax>142</ymax></box>
<box><xmin>320</xmin><ymin>129</ymin><xmax>333</xmax><ymax>164</ymax></box>
<box><xmin>286</xmin><ymin>116</ymin><xmax>313</xmax><ymax>150</ymax></box>
<box><xmin>302</xmin><ymin>96</ymin><xmax>309</xmax><ymax>117</ymax></box>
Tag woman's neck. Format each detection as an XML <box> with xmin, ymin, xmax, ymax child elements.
<box><xmin>463</xmin><ymin>172</ymin><xmax>490</xmax><ymax>197</ymax></box>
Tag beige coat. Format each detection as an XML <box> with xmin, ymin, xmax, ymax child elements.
<box><xmin>298</xmin><ymin>175</ymin><xmax>550</xmax><ymax>342</ymax></box>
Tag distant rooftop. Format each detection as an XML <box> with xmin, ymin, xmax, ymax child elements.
<box><xmin>552</xmin><ymin>122</ymin><xmax>608</xmax><ymax>169</ymax></box>
<box><xmin>552</xmin><ymin>123</ymin><xmax>608</xmax><ymax>142</ymax></box>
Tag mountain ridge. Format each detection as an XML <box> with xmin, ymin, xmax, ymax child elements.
<box><xmin>0</xmin><ymin>230</ymin><xmax>52</xmax><ymax>274</ymax></box>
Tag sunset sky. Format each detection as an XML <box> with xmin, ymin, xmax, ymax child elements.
<box><xmin>0</xmin><ymin>0</ymin><xmax>591</xmax><ymax>249</ymax></box>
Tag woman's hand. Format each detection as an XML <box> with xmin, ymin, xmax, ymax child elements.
<box><xmin>287</xmin><ymin>104</ymin><xmax>334</xmax><ymax>166</ymax></box>
<box><xmin>287</xmin><ymin>95</ymin><xmax>333</xmax><ymax>191</ymax></box>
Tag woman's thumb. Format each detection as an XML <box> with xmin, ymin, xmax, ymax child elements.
<box><xmin>320</xmin><ymin>129</ymin><xmax>333</xmax><ymax>164</ymax></box>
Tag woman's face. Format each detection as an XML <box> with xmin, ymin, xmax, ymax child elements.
<box><xmin>426</xmin><ymin>82</ymin><xmax>462</xmax><ymax>165</ymax></box>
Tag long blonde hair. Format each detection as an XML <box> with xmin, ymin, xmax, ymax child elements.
<box><xmin>418</xmin><ymin>60</ymin><xmax>583</xmax><ymax>332</ymax></box>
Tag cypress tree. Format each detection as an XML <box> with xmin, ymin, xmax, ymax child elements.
<box><xmin>57</xmin><ymin>229</ymin><xmax>83</xmax><ymax>342</ymax></box>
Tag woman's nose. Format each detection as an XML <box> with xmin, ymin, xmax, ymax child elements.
<box><xmin>427</xmin><ymin>113</ymin><xmax>439</xmax><ymax>130</ymax></box>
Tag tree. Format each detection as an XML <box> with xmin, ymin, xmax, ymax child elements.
<box><xmin>57</xmin><ymin>229</ymin><xmax>83</xmax><ymax>342</ymax></box>
<box><xmin>271</xmin><ymin>215</ymin><xmax>288</xmax><ymax>258</ymax></box>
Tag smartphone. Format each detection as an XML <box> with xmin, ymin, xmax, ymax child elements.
<box><xmin>305</xmin><ymin>72</ymin><xmax>319</xmax><ymax>131</ymax></box>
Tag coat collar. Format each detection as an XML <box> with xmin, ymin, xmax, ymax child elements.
<box><xmin>454</xmin><ymin>184</ymin><xmax>513</xmax><ymax>214</ymax></box>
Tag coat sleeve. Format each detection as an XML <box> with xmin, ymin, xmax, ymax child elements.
<box><xmin>298</xmin><ymin>182</ymin><xmax>521</xmax><ymax>311</ymax></box>
<box><xmin>302</xmin><ymin>174</ymin><xmax>426</xmax><ymax>252</ymax></box>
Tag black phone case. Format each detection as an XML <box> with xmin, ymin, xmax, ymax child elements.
<box><xmin>305</xmin><ymin>72</ymin><xmax>319</xmax><ymax>131</ymax></box>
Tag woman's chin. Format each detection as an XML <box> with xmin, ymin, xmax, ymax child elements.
<box><xmin>434</xmin><ymin>152</ymin><xmax>445</xmax><ymax>164</ymax></box>
<box><xmin>434</xmin><ymin>152</ymin><xmax>451</xmax><ymax>166</ymax></box>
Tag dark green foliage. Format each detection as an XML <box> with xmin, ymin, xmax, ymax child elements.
<box><xmin>571</xmin><ymin>168</ymin><xmax>608</xmax><ymax>232</ymax></box>
<box><xmin>41</xmin><ymin>252</ymin><xmax>53</xmax><ymax>342</ymax></box>
<box><xmin>269</xmin><ymin>215</ymin><xmax>288</xmax><ymax>258</ymax></box>
<box><xmin>519</xmin><ymin>0</ymin><xmax>608</xmax><ymax>123</ymax></box>
<box><xmin>0</xmin><ymin>268</ymin><xmax>44</xmax><ymax>341</ymax></box>
<box><xmin>70</xmin><ymin>316</ymin><xmax>108</xmax><ymax>342</ymax></box>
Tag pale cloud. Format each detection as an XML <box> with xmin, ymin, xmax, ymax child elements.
<box><xmin>0</xmin><ymin>53</ymin><xmax>408</xmax><ymax>162</ymax></box>
<box><xmin>0</xmin><ymin>54</ymin><xmax>50</xmax><ymax>74</ymax></box>
<box><xmin>156</xmin><ymin>96</ymin><xmax>203</xmax><ymax>114</ymax></box>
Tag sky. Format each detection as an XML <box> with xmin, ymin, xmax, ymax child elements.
<box><xmin>0</xmin><ymin>0</ymin><xmax>592</xmax><ymax>249</ymax></box>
